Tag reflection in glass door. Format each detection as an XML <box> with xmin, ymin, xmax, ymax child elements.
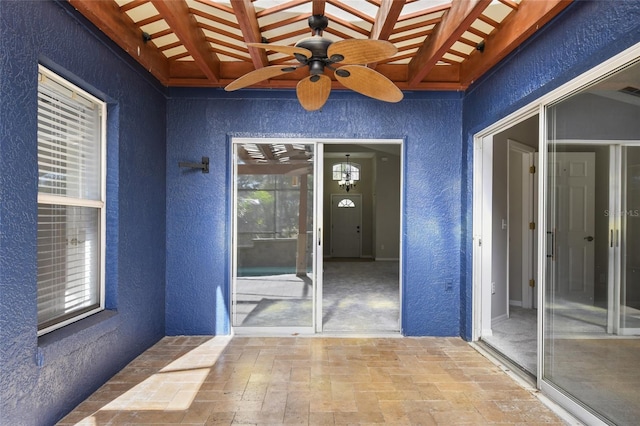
<box><xmin>544</xmin><ymin>57</ymin><xmax>640</xmax><ymax>424</ymax></box>
<box><xmin>612</xmin><ymin>146</ymin><xmax>640</xmax><ymax>334</ymax></box>
<box><xmin>232</xmin><ymin>141</ymin><xmax>316</xmax><ymax>331</ymax></box>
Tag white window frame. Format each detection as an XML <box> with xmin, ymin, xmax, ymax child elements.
<box><xmin>37</xmin><ymin>65</ymin><xmax>107</xmax><ymax>336</ymax></box>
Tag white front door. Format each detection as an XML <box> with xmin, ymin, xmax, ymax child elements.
<box><xmin>330</xmin><ymin>194</ymin><xmax>362</xmax><ymax>258</ymax></box>
<box><xmin>551</xmin><ymin>152</ymin><xmax>596</xmax><ymax>304</ymax></box>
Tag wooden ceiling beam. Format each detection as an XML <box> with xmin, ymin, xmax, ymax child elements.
<box><xmin>268</xmin><ymin>27</ymin><xmax>310</xmax><ymax>44</ymax></box>
<box><xmin>324</xmin><ymin>13</ymin><xmax>370</xmax><ymax>37</ymax></box>
<box><xmin>197</xmin><ymin>21</ymin><xmax>245</xmax><ymax>43</ymax></box>
<box><xmin>324</xmin><ymin>27</ymin><xmax>360</xmax><ymax>41</ymax></box>
<box><xmin>312</xmin><ymin>0</ymin><xmax>326</xmax><ymax>17</ymax></box>
<box><xmin>261</xmin><ymin>13</ymin><xmax>310</xmax><ymax>33</ymax></box>
<box><xmin>477</xmin><ymin>13</ymin><xmax>500</xmax><ymax>29</ymax></box>
<box><xmin>371</xmin><ymin>0</ymin><xmax>405</xmax><ymax>41</ymax></box>
<box><xmin>70</xmin><ymin>0</ymin><xmax>572</xmax><ymax>94</ymax></box>
<box><xmin>448</xmin><ymin>47</ymin><xmax>471</xmax><ymax>60</ymax></box>
<box><xmin>259</xmin><ymin>145</ymin><xmax>277</xmax><ymax>161</ymax></box>
<box><xmin>119</xmin><ymin>0</ymin><xmax>147</xmax><ymax>13</ymax></box>
<box><xmin>151</xmin><ymin>0</ymin><xmax>220</xmax><ymax>82</ymax></box>
<box><xmin>497</xmin><ymin>0</ymin><xmax>520</xmax><ymax>10</ymax></box>
<box><xmin>392</xmin><ymin>17</ymin><xmax>441</xmax><ymax>36</ymax></box>
<box><xmin>68</xmin><ymin>0</ymin><xmax>170</xmax><ymax>84</ymax></box>
<box><xmin>189</xmin><ymin>8</ymin><xmax>240</xmax><ymax>30</ymax></box>
<box><xmin>407</xmin><ymin>0</ymin><xmax>491</xmax><ymax>87</ymax></box>
<box><xmin>134</xmin><ymin>14</ymin><xmax>163</xmax><ymax>28</ymax></box>
<box><xmin>170</xmin><ymin>61</ymin><xmax>461</xmax><ymax>88</ymax></box>
<box><xmin>458</xmin><ymin>35</ymin><xmax>480</xmax><ymax>48</ymax></box>
<box><xmin>389</xmin><ymin>28</ymin><xmax>433</xmax><ymax>44</ymax></box>
<box><xmin>194</xmin><ymin>0</ymin><xmax>235</xmax><ymax>15</ymax></box>
<box><xmin>460</xmin><ymin>0</ymin><xmax>573</xmax><ymax>87</ymax></box>
<box><xmin>209</xmin><ymin>47</ymin><xmax>250</xmax><ymax>62</ymax></box>
<box><xmin>231</xmin><ymin>0</ymin><xmax>269</xmax><ymax>69</ymax></box>
<box><xmin>204</xmin><ymin>36</ymin><xmax>246</xmax><ymax>55</ymax></box>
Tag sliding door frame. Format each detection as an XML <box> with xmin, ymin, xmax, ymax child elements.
<box><xmin>230</xmin><ymin>137</ymin><xmax>404</xmax><ymax>335</ymax></box>
<box><xmin>230</xmin><ymin>138</ymin><xmax>319</xmax><ymax>335</ymax></box>
<box><xmin>473</xmin><ymin>41</ymin><xmax>640</xmax><ymax>425</ymax></box>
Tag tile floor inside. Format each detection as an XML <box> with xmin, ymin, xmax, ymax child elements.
<box><xmin>57</xmin><ymin>336</ymin><xmax>566</xmax><ymax>425</ymax></box>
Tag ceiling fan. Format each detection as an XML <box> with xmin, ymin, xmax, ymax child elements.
<box><xmin>224</xmin><ymin>15</ymin><xmax>404</xmax><ymax>111</ymax></box>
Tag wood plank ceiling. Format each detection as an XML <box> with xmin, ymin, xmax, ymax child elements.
<box><xmin>68</xmin><ymin>0</ymin><xmax>572</xmax><ymax>91</ymax></box>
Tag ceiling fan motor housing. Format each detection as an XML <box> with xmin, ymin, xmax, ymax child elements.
<box><xmin>295</xmin><ymin>36</ymin><xmax>332</xmax><ymax>60</ymax></box>
<box><xmin>295</xmin><ymin>35</ymin><xmax>333</xmax><ymax>75</ymax></box>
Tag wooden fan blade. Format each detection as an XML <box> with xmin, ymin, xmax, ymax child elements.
<box><xmin>246</xmin><ymin>43</ymin><xmax>312</xmax><ymax>59</ymax></box>
<box><xmin>224</xmin><ymin>66</ymin><xmax>292</xmax><ymax>91</ymax></box>
<box><xmin>296</xmin><ymin>74</ymin><xmax>331</xmax><ymax>111</ymax></box>
<box><xmin>327</xmin><ymin>39</ymin><xmax>397</xmax><ymax>64</ymax></box>
<box><xmin>335</xmin><ymin>65</ymin><xmax>403</xmax><ymax>103</ymax></box>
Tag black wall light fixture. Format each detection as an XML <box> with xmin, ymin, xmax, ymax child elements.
<box><xmin>179</xmin><ymin>156</ymin><xmax>209</xmax><ymax>173</ymax></box>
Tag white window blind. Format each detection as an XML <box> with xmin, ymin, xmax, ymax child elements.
<box><xmin>37</xmin><ymin>65</ymin><xmax>106</xmax><ymax>335</ymax></box>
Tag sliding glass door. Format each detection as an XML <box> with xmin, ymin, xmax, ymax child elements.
<box><xmin>231</xmin><ymin>141</ymin><xmax>317</xmax><ymax>332</ymax></box>
<box><xmin>544</xmin><ymin>59</ymin><xmax>640</xmax><ymax>425</ymax></box>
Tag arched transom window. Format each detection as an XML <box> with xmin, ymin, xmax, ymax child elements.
<box><xmin>337</xmin><ymin>198</ymin><xmax>356</xmax><ymax>208</ymax></box>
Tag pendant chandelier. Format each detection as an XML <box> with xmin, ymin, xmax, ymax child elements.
<box><xmin>338</xmin><ymin>154</ymin><xmax>357</xmax><ymax>192</ymax></box>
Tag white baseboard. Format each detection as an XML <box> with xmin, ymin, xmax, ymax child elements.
<box><xmin>492</xmin><ymin>313</ymin><xmax>508</xmax><ymax>325</ymax></box>
<box><xmin>510</xmin><ymin>300</ymin><xmax>523</xmax><ymax>307</ymax></box>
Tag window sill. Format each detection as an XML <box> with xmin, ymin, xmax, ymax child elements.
<box><xmin>37</xmin><ymin>310</ymin><xmax>120</xmax><ymax>367</ymax></box>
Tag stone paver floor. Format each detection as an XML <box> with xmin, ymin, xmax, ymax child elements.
<box><xmin>57</xmin><ymin>336</ymin><xmax>566</xmax><ymax>425</ymax></box>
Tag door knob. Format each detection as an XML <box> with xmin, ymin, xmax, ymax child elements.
<box><xmin>584</xmin><ymin>236</ymin><xmax>594</xmax><ymax>242</ymax></box>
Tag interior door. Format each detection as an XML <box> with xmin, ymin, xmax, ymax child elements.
<box><xmin>551</xmin><ymin>152</ymin><xmax>596</xmax><ymax>304</ymax></box>
<box><xmin>508</xmin><ymin>140</ymin><xmax>537</xmax><ymax>310</ymax></box>
<box><xmin>330</xmin><ymin>194</ymin><xmax>362</xmax><ymax>258</ymax></box>
<box><xmin>611</xmin><ymin>145</ymin><xmax>640</xmax><ymax>335</ymax></box>
<box><xmin>231</xmin><ymin>141</ymin><xmax>316</xmax><ymax>332</ymax></box>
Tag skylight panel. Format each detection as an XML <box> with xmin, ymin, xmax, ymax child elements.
<box><xmin>400</xmin><ymin>0</ymin><xmax>451</xmax><ymax>17</ymax></box>
<box><xmin>124</xmin><ymin>2</ymin><xmax>159</xmax><ymax>23</ymax></box>
<box><xmin>189</xmin><ymin>0</ymin><xmax>237</xmax><ymax>23</ymax></box>
<box><xmin>324</xmin><ymin>1</ymin><xmax>378</xmax><ymax>23</ymax></box>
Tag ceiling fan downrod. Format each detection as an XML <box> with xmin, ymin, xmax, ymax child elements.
<box><xmin>294</xmin><ymin>15</ymin><xmax>335</xmax><ymax>78</ymax></box>
<box><xmin>308</xmin><ymin>15</ymin><xmax>328</xmax><ymax>35</ymax></box>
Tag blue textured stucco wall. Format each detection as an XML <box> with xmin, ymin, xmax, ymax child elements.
<box><xmin>3</xmin><ymin>0</ymin><xmax>640</xmax><ymax>423</ymax></box>
<box><xmin>0</xmin><ymin>1</ymin><xmax>167</xmax><ymax>424</ymax></box>
<box><xmin>460</xmin><ymin>1</ymin><xmax>640</xmax><ymax>340</ymax></box>
<box><xmin>165</xmin><ymin>91</ymin><xmax>464</xmax><ymax>336</ymax></box>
